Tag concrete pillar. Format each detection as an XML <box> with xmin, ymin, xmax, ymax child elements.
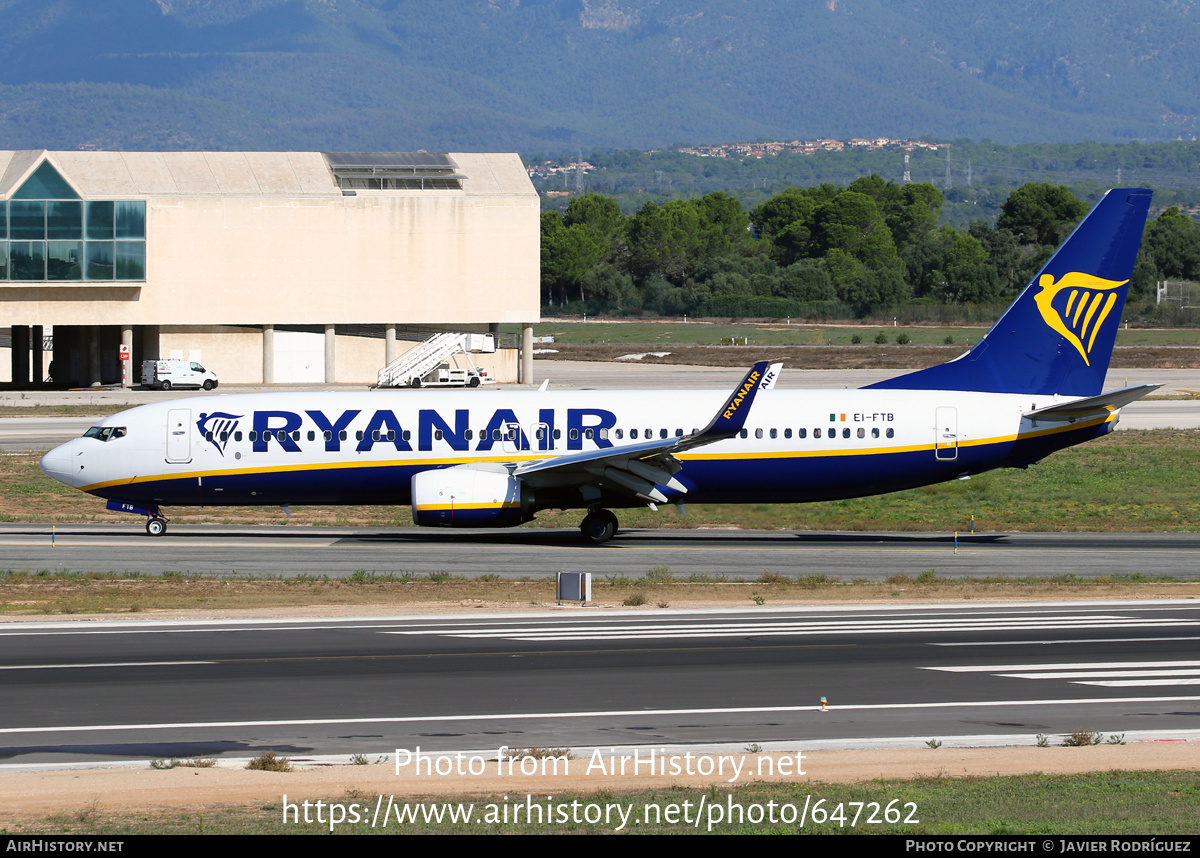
<box><xmin>520</xmin><ymin>322</ymin><xmax>533</xmax><ymax>385</ymax></box>
<box><xmin>384</xmin><ymin>323</ymin><xmax>397</xmax><ymax>365</ymax></box>
<box><xmin>324</xmin><ymin>324</ymin><xmax>336</xmax><ymax>385</ymax></box>
<box><xmin>10</xmin><ymin>326</ymin><xmax>30</xmax><ymax>387</ymax></box>
<box><xmin>88</xmin><ymin>326</ymin><xmax>102</xmax><ymax>388</ymax></box>
<box><xmin>31</xmin><ymin>325</ymin><xmax>44</xmax><ymax>386</ymax></box>
<box><xmin>262</xmin><ymin>324</ymin><xmax>275</xmax><ymax>385</ymax></box>
<box><xmin>120</xmin><ymin>325</ymin><xmax>133</xmax><ymax>387</ymax></box>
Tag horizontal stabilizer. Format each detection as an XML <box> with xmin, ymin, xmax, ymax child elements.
<box><xmin>1024</xmin><ymin>384</ymin><xmax>1160</xmax><ymax>422</ymax></box>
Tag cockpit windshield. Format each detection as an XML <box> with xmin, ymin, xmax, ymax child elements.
<box><xmin>82</xmin><ymin>426</ymin><xmax>127</xmax><ymax>442</ymax></box>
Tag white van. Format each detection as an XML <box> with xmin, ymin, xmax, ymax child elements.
<box><xmin>141</xmin><ymin>360</ymin><xmax>219</xmax><ymax>391</ymax></box>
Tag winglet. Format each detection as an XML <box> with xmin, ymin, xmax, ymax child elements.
<box><xmin>696</xmin><ymin>360</ymin><xmax>771</xmax><ymax>439</ymax></box>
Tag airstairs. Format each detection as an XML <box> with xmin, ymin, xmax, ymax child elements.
<box><xmin>376</xmin><ymin>332</ymin><xmax>495</xmax><ymax>388</ymax></box>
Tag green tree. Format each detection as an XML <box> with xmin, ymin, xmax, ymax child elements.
<box><xmin>997</xmin><ymin>183</ymin><xmax>1087</xmax><ymax>247</ymax></box>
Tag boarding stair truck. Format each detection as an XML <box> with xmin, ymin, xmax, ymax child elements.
<box><xmin>376</xmin><ymin>332</ymin><xmax>497</xmax><ymax>388</ymax></box>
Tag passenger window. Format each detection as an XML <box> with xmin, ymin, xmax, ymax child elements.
<box><xmin>249</xmin><ymin>431</ymin><xmax>258</xmax><ymax>442</ymax></box>
<box><xmin>235</xmin><ymin>431</ymin><xmax>243</xmax><ymax>441</ymax></box>
<box><xmin>339</xmin><ymin>431</ymin><xmax>347</xmax><ymax>441</ymax></box>
<box><xmin>630</xmin><ymin>429</ymin><xmax>639</xmax><ymax>439</ymax></box>
<box><xmin>675</xmin><ymin>428</ymin><xmax>683</xmax><ymax>437</ymax></box>
<box><xmin>739</xmin><ymin>429</ymin><xmax>748</xmax><ymax>439</ymax></box>
<box><xmin>323</xmin><ymin>430</ymin><xmax>332</xmax><ymax>441</ymax></box>
<box><xmin>814</xmin><ymin>428</ymin><xmax>821</xmax><ymax>438</ymax></box>
<box><xmin>308</xmin><ymin>430</ymin><xmax>315</xmax><ymax>442</ymax></box>
<box><xmin>204</xmin><ymin>431</ymin><xmax>213</xmax><ymax>441</ymax></box>
<box><xmin>276</xmin><ymin>430</ymin><xmax>287</xmax><ymax>442</ymax></box>
<box><xmin>387</xmin><ymin>430</ymin><xmax>396</xmax><ymax>442</ymax></box>
<box><xmin>755</xmin><ymin>428</ymin><xmax>763</xmax><ymax>439</ymax></box>
<box><xmin>872</xmin><ymin>428</ymin><xmax>880</xmax><ymax>439</ymax></box>
<box><xmin>842</xmin><ymin>428</ymin><xmax>850</xmax><ymax>439</ymax></box>
<box><xmin>770</xmin><ymin>428</ymin><xmax>778</xmax><ymax>439</ymax></box>
<box><xmin>784</xmin><ymin>428</ymin><xmax>792</xmax><ymax>439</ymax></box>
<box><xmin>219</xmin><ymin>431</ymin><xmax>228</xmax><ymax>442</ymax></box>
<box><xmin>857</xmin><ymin>428</ymin><xmax>865</xmax><ymax>438</ymax></box>
<box><xmin>616</xmin><ymin>429</ymin><xmax>624</xmax><ymax>439</ymax></box>
<box><xmin>372</xmin><ymin>430</ymin><xmax>380</xmax><ymax>441</ymax></box>
<box><xmin>569</xmin><ymin>429</ymin><xmax>579</xmax><ymax>441</ymax></box>
<box><xmin>886</xmin><ymin>428</ymin><xmax>895</xmax><ymax>438</ymax></box>
<box><xmin>356</xmin><ymin>431</ymin><xmax>363</xmax><ymax>441</ymax></box>
<box><xmin>402</xmin><ymin>430</ymin><xmax>411</xmax><ymax>441</ymax></box>
<box><xmin>292</xmin><ymin>430</ymin><xmax>301</xmax><ymax>442</ymax></box>
<box><xmin>465</xmin><ymin>429</ymin><xmax>474</xmax><ymax>441</ymax></box>
<box><xmin>553</xmin><ymin>429</ymin><xmax>561</xmax><ymax>440</ymax></box>
<box><xmin>599</xmin><ymin>428</ymin><xmax>609</xmax><ymax>440</ymax></box>
<box><xmin>434</xmin><ymin>430</ymin><xmax>443</xmax><ymax>440</ymax></box>
<box><xmin>492</xmin><ymin>429</ymin><xmax>501</xmax><ymax>441</ymax></box>
<box><xmin>657</xmin><ymin>428</ymin><xmax>665</xmax><ymax>439</ymax></box>
<box><xmin>798</xmin><ymin>428</ymin><xmax>806</xmax><ymax>439</ymax></box>
<box><xmin>585</xmin><ymin>428</ymin><xmax>593</xmax><ymax>440</ymax></box>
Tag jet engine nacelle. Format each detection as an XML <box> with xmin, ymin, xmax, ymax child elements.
<box><xmin>411</xmin><ymin>464</ymin><xmax>532</xmax><ymax>528</ymax></box>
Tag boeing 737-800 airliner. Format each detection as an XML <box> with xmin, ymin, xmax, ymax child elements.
<box><xmin>40</xmin><ymin>188</ymin><xmax>1156</xmax><ymax>544</ymax></box>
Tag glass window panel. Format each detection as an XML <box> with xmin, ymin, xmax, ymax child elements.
<box><xmin>115</xmin><ymin>201</ymin><xmax>145</xmax><ymax>239</ymax></box>
<box><xmin>10</xmin><ymin>202</ymin><xmax>45</xmax><ymax>240</ymax></box>
<box><xmin>86</xmin><ymin>201</ymin><xmax>114</xmax><ymax>240</ymax></box>
<box><xmin>47</xmin><ymin>201</ymin><xmax>82</xmax><ymax>240</ymax></box>
<box><xmin>0</xmin><ymin>203</ymin><xmax>6</xmax><ymax>239</ymax></box>
<box><xmin>47</xmin><ymin>241</ymin><xmax>82</xmax><ymax>280</ymax></box>
<box><xmin>10</xmin><ymin>242</ymin><xmax>45</xmax><ymax>280</ymax></box>
<box><xmin>12</xmin><ymin>162</ymin><xmax>79</xmax><ymax>200</ymax></box>
<box><xmin>115</xmin><ymin>242</ymin><xmax>145</xmax><ymax>280</ymax></box>
<box><xmin>0</xmin><ymin>242</ymin><xmax>6</xmax><ymax>279</ymax></box>
<box><xmin>85</xmin><ymin>242</ymin><xmax>114</xmax><ymax>280</ymax></box>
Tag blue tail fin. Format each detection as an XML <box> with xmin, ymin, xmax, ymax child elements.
<box><xmin>868</xmin><ymin>188</ymin><xmax>1152</xmax><ymax>397</ymax></box>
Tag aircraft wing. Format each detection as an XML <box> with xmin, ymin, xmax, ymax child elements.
<box><xmin>512</xmin><ymin>361</ymin><xmax>772</xmax><ymax>504</ymax></box>
<box><xmin>1024</xmin><ymin>384</ymin><xmax>1161</xmax><ymax>422</ymax></box>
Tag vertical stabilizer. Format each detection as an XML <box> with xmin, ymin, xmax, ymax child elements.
<box><xmin>868</xmin><ymin>188</ymin><xmax>1152</xmax><ymax>396</ymax></box>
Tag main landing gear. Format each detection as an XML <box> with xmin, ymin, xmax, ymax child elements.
<box><xmin>580</xmin><ymin>509</ymin><xmax>619</xmax><ymax>545</ymax></box>
<box><xmin>145</xmin><ymin>515</ymin><xmax>168</xmax><ymax>536</ymax></box>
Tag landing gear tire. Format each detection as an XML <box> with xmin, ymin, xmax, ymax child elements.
<box><xmin>580</xmin><ymin>510</ymin><xmax>617</xmax><ymax>545</ymax></box>
<box><xmin>599</xmin><ymin>508</ymin><xmax>619</xmax><ymax>536</ymax></box>
<box><xmin>146</xmin><ymin>517</ymin><xmax>167</xmax><ymax>537</ymax></box>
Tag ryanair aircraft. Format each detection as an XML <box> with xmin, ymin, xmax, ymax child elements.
<box><xmin>40</xmin><ymin>189</ymin><xmax>1155</xmax><ymax>544</ymax></box>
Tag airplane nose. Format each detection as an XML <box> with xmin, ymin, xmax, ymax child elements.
<box><xmin>39</xmin><ymin>440</ymin><xmax>78</xmax><ymax>485</ymax></box>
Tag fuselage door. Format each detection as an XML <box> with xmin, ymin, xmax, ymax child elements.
<box><xmin>166</xmin><ymin>409</ymin><xmax>193</xmax><ymax>464</ymax></box>
<box><xmin>934</xmin><ymin>406</ymin><xmax>958</xmax><ymax>461</ymax></box>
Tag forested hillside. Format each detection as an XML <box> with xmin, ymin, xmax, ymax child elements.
<box><xmin>1</xmin><ymin>0</ymin><xmax>1198</xmax><ymax>151</ymax></box>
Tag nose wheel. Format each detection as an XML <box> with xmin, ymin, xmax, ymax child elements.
<box><xmin>145</xmin><ymin>516</ymin><xmax>168</xmax><ymax>537</ymax></box>
<box><xmin>580</xmin><ymin>509</ymin><xmax>619</xmax><ymax>544</ymax></box>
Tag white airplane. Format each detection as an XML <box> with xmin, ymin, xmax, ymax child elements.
<box><xmin>40</xmin><ymin>188</ymin><xmax>1156</xmax><ymax>544</ymax></box>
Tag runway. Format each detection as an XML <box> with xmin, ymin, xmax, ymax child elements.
<box><xmin>1</xmin><ymin>600</ymin><xmax>1198</xmax><ymax>764</ymax></box>
<box><xmin>2</xmin><ymin>523</ymin><xmax>1199</xmax><ymax>579</ymax></box>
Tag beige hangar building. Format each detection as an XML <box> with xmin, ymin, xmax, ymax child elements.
<box><xmin>0</xmin><ymin>150</ymin><xmax>540</xmax><ymax>388</ymax></box>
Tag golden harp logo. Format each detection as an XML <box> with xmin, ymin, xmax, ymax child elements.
<box><xmin>1033</xmin><ymin>272</ymin><xmax>1127</xmax><ymax>366</ymax></box>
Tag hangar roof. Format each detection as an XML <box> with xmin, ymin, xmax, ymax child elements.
<box><xmin>0</xmin><ymin>151</ymin><xmax>532</xmax><ymax>199</ymax></box>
